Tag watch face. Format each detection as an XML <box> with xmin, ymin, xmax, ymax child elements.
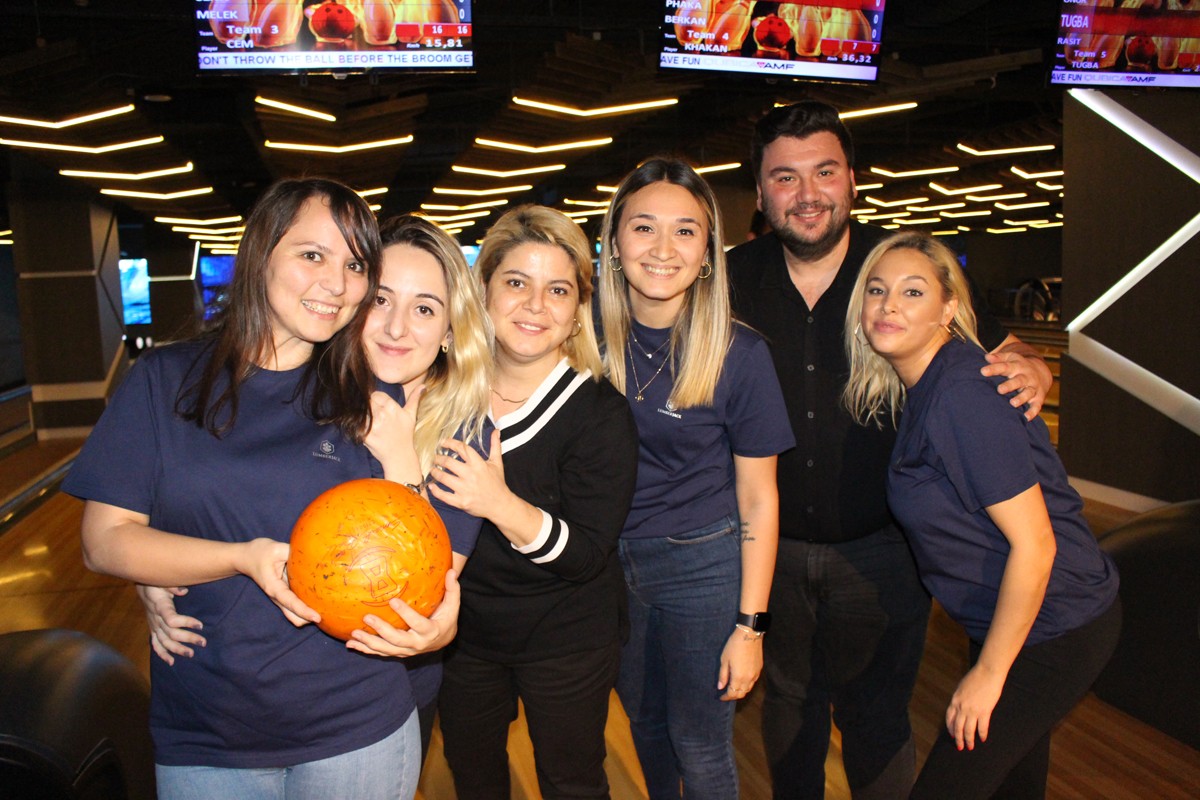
<box><xmin>754</xmin><ymin>612</ymin><xmax>772</xmax><ymax>633</ymax></box>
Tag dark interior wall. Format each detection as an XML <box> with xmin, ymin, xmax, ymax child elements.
<box><xmin>961</xmin><ymin>227</ymin><xmax>1063</xmax><ymax>299</ymax></box>
<box><xmin>1058</xmin><ymin>89</ymin><xmax>1200</xmax><ymax>502</ymax></box>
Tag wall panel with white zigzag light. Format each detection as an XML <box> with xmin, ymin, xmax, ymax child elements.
<box><xmin>1059</xmin><ymin>89</ymin><xmax>1200</xmax><ymax>504</ymax></box>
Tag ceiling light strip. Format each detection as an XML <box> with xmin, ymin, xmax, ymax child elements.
<box><xmin>1069</xmin><ymin>88</ymin><xmax>1200</xmax><ymax>183</ymax></box>
<box><xmin>254</xmin><ymin>96</ymin><xmax>336</xmax><ymax>122</ymax></box>
<box><xmin>452</xmin><ymin>164</ymin><xmax>565</xmax><ymax>178</ymax></box>
<box><xmin>0</xmin><ymin>104</ymin><xmax>135</xmax><ymax>129</ymax></box>
<box><xmin>512</xmin><ymin>96</ymin><xmax>678</xmax><ymax>117</ymax></box>
<box><xmin>0</xmin><ymin>135</ymin><xmax>163</xmax><ymax>153</ymax></box>
<box><xmin>155</xmin><ymin>215</ymin><xmax>242</xmax><ymax>225</ymax></box>
<box><xmin>102</xmin><ymin>187</ymin><xmax>214</xmax><ymax>200</ymax></box>
<box><xmin>432</xmin><ymin>185</ymin><xmax>533</xmax><ymax>196</ymax></box>
<box><xmin>421</xmin><ymin>200</ymin><xmax>509</xmax><ymax>211</ymax></box>
<box><xmin>957</xmin><ymin>143</ymin><xmax>1056</xmax><ymax>157</ymax></box>
<box><xmin>929</xmin><ymin>181</ymin><xmax>1002</xmax><ymax>196</ymax></box>
<box><xmin>837</xmin><ymin>102</ymin><xmax>918</xmax><ymax>119</ymax></box>
<box><xmin>265</xmin><ymin>136</ymin><xmax>412</xmax><ymax>153</ymax></box>
<box><xmin>60</xmin><ymin>163</ymin><xmax>194</xmax><ymax>181</ymax></box>
<box><xmin>476</xmin><ymin>137</ymin><xmax>612</xmax><ymax>153</ymax></box>
<box><xmin>870</xmin><ymin>165</ymin><xmax>958</xmax><ymax>178</ymax></box>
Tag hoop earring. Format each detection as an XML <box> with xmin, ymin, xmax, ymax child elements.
<box><xmin>609</xmin><ymin>255</ymin><xmax>622</xmax><ymax>272</ymax></box>
<box><xmin>441</xmin><ymin>342</ymin><xmax>450</xmax><ymax>353</ymax></box>
<box><xmin>854</xmin><ymin>322</ymin><xmax>866</xmax><ymax>343</ymax></box>
<box><xmin>698</xmin><ymin>260</ymin><xmax>713</xmax><ymax>280</ymax></box>
<box><xmin>571</xmin><ymin>318</ymin><xmax>582</xmax><ymax>337</ymax></box>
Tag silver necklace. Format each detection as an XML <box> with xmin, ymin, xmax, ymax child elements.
<box><xmin>627</xmin><ymin>339</ymin><xmax>670</xmax><ymax>403</ymax></box>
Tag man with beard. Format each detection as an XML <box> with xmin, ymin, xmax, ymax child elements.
<box><xmin>727</xmin><ymin>101</ymin><xmax>1053</xmax><ymax>799</ymax></box>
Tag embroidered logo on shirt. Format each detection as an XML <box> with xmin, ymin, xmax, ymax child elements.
<box><xmin>312</xmin><ymin>440</ymin><xmax>342</xmax><ymax>463</ymax></box>
<box><xmin>656</xmin><ymin>405</ymin><xmax>683</xmax><ymax>420</ymax></box>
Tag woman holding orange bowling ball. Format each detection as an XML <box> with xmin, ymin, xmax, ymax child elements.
<box><xmin>429</xmin><ymin>205</ymin><xmax>641</xmax><ymax>799</ymax></box>
<box><xmin>137</xmin><ymin>213</ymin><xmax>495</xmax><ymax>767</ymax></box>
<box><xmin>65</xmin><ymin>179</ymin><xmax>466</xmax><ymax>799</ymax></box>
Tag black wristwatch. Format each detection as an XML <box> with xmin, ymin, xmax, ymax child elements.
<box><xmin>736</xmin><ymin>611</ymin><xmax>771</xmax><ymax>634</ymax></box>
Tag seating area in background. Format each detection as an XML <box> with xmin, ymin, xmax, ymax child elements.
<box><xmin>0</xmin><ymin>629</ymin><xmax>154</xmax><ymax>800</ymax></box>
<box><xmin>1094</xmin><ymin>500</ymin><xmax>1200</xmax><ymax>751</ymax></box>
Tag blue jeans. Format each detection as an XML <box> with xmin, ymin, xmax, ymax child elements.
<box><xmin>762</xmin><ymin>526</ymin><xmax>930</xmax><ymax>800</ymax></box>
<box><xmin>155</xmin><ymin>710</ymin><xmax>421</xmax><ymax>800</ymax></box>
<box><xmin>616</xmin><ymin>515</ymin><xmax>741</xmax><ymax>800</ymax></box>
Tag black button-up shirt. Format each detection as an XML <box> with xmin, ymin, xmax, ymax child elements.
<box><xmin>728</xmin><ymin>224</ymin><xmax>1007</xmax><ymax>543</ymax></box>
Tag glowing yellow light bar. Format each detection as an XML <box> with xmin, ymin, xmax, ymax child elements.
<box><xmin>357</xmin><ymin>187</ymin><xmax>388</xmax><ymax>197</ymax></box>
<box><xmin>929</xmin><ymin>181</ymin><xmax>1002</xmax><ymax>196</ymax></box>
<box><xmin>940</xmin><ymin>209</ymin><xmax>992</xmax><ymax>218</ymax></box>
<box><xmin>155</xmin><ymin>215</ymin><xmax>242</xmax><ymax>225</ymax></box>
<box><xmin>0</xmin><ymin>135</ymin><xmax>163</xmax><ymax>154</ymax></box>
<box><xmin>1011</xmin><ymin>166</ymin><xmax>1064</xmax><ymax>179</ymax></box>
<box><xmin>563</xmin><ymin>208</ymin><xmax>608</xmax><ymax>218</ymax></box>
<box><xmin>476</xmin><ymin>136</ymin><xmax>612</xmax><ymax>154</ymax></box>
<box><xmin>864</xmin><ymin>195</ymin><xmax>929</xmax><ymax>207</ymax></box>
<box><xmin>859</xmin><ymin>211</ymin><xmax>912</xmax><ymax>221</ymax></box>
<box><xmin>0</xmin><ymin>104</ymin><xmax>134</xmax><ymax>129</ymax></box>
<box><xmin>596</xmin><ymin>184</ymin><xmax>618</xmax><ymax>193</ymax></box>
<box><xmin>881</xmin><ymin>223</ymin><xmax>901</xmax><ymax>229</ymax></box>
<box><xmin>60</xmin><ymin>162</ymin><xmax>194</xmax><ymax>181</ymax></box>
<box><xmin>987</xmin><ymin>227</ymin><xmax>1025</xmax><ymax>234</ymax></box>
<box><xmin>1030</xmin><ymin>221</ymin><xmax>1063</xmax><ymax>228</ymax></box>
<box><xmin>254</xmin><ymin>96</ymin><xmax>336</xmax><ymax>122</ymax></box>
<box><xmin>171</xmin><ymin>225</ymin><xmax>245</xmax><ymax>235</ymax></box>
<box><xmin>995</xmin><ymin>200</ymin><xmax>1050</xmax><ymax>210</ymax></box>
<box><xmin>101</xmin><ymin>186</ymin><xmax>214</xmax><ymax>200</ymax></box>
<box><xmin>696</xmin><ymin>162</ymin><xmax>741</xmax><ymax>174</ymax></box>
<box><xmin>855</xmin><ymin>182</ymin><xmax>884</xmax><ymax>190</ymax></box>
<box><xmin>906</xmin><ymin>202</ymin><xmax>965</xmax><ymax>212</ymax></box>
<box><xmin>1035</xmin><ymin>180</ymin><xmax>1064</xmax><ymax>191</ymax></box>
<box><xmin>452</xmin><ymin>164</ymin><xmax>565</xmax><ymax>178</ymax></box>
<box><xmin>870</xmin><ymin>165</ymin><xmax>958</xmax><ymax>178</ymax></box>
<box><xmin>957</xmin><ymin>142</ymin><xmax>1055</xmax><ymax>157</ymax></box>
<box><xmin>421</xmin><ymin>199</ymin><xmax>509</xmax><ymax>211</ymax></box>
<box><xmin>512</xmin><ymin>96</ymin><xmax>677</xmax><ymax>117</ymax></box>
<box><xmin>0</xmin><ymin>229</ymin><xmax>12</xmax><ymax>236</ymax></box>
<box><xmin>265</xmin><ymin>135</ymin><xmax>412</xmax><ymax>153</ymax></box>
<box><xmin>896</xmin><ymin>217</ymin><xmax>941</xmax><ymax>225</ymax></box>
<box><xmin>0</xmin><ymin>239</ymin><xmax>12</xmax><ymax>246</ymax></box>
<box><xmin>838</xmin><ymin>102</ymin><xmax>918</xmax><ymax>119</ymax></box>
<box><xmin>416</xmin><ymin>210</ymin><xmax>492</xmax><ymax>222</ymax></box>
<box><xmin>432</xmin><ymin>185</ymin><xmax>533</xmax><ymax>196</ymax></box>
<box><xmin>957</xmin><ymin>225</ymin><xmax>971</xmax><ymax>232</ymax></box>
<box><xmin>189</xmin><ymin>233</ymin><xmax>242</xmax><ymax>242</ymax></box>
<box><xmin>931</xmin><ymin>230</ymin><xmax>960</xmax><ymax>236</ymax></box>
<box><xmin>965</xmin><ymin>192</ymin><xmax>1027</xmax><ymax>202</ymax></box>
<box><xmin>1004</xmin><ymin>220</ymin><xmax>1048</xmax><ymax>227</ymax></box>
<box><xmin>563</xmin><ymin>199</ymin><xmax>610</xmax><ymax>207</ymax></box>
<box><xmin>850</xmin><ymin>208</ymin><xmax>875</xmax><ymax>215</ymax></box>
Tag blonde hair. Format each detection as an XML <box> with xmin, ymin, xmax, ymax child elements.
<box><xmin>475</xmin><ymin>205</ymin><xmax>603</xmax><ymax>378</ymax></box>
<box><xmin>599</xmin><ymin>158</ymin><xmax>733</xmax><ymax>409</ymax></box>
<box><xmin>842</xmin><ymin>231</ymin><xmax>981</xmax><ymax>428</ymax></box>
<box><xmin>378</xmin><ymin>216</ymin><xmax>492</xmax><ymax>475</ymax></box>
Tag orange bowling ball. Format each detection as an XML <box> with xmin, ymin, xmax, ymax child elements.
<box><xmin>288</xmin><ymin>478</ymin><xmax>451</xmax><ymax>641</ymax></box>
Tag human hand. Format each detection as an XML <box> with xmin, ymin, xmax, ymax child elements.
<box><xmin>718</xmin><ymin>626</ymin><xmax>764</xmax><ymax>701</ymax></box>
<box><xmin>427</xmin><ymin>429</ymin><xmax>506</xmax><ymax>517</ymax></box>
<box><xmin>345</xmin><ymin>569</ymin><xmax>461</xmax><ymax>658</ymax></box>
<box><xmin>945</xmin><ymin>663</ymin><xmax>1006</xmax><ymax>751</ymax></box>
<box><xmin>364</xmin><ymin>387</ymin><xmax>423</xmax><ymax>473</ymax></box>
<box><xmin>238</xmin><ymin>538</ymin><xmax>321</xmax><ymax>628</ymax></box>
<box><xmin>136</xmin><ymin>584</ymin><xmax>205</xmax><ymax>665</ymax></box>
<box><xmin>981</xmin><ymin>350</ymin><xmax>1050</xmax><ymax>421</ymax></box>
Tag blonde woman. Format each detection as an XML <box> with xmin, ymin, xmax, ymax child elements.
<box><xmin>844</xmin><ymin>232</ymin><xmax>1120</xmax><ymax>799</ymax></box>
<box><xmin>599</xmin><ymin>158</ymin><xmax>794</xmax><ymax>799</ymax></box>
<box><xmin>429</xmin><ymin>205</ymin><xmax>639</xmax><ymax>799</ymax></box>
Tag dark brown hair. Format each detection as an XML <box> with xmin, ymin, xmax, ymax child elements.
<box><xmin>177</xmin><ymin>177</ymin><xmax>381</xmax><ymax>437</ymax></box>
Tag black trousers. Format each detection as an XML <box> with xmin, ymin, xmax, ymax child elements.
<box><xmin>911</xmin><ymin>596</ymin><xmax>1122</xmax><ymax>800</ymax></box>
<box><xmin>438</xmin><ymin>640</ymin><xmax>620</xmax><ymax>800</ymax></box>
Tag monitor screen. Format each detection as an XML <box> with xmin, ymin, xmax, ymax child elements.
<box><xmin>119</xmin><ymin>258</ymin><xmax>152</xmax><ymax>326</ymax></box>
<box><xmin>199</xmin><ymin>254</ymin><xmax>237</xmax><ymax>320</ymax></box>
<box><xmin>1050</xmin><ymin>2</ymin><xmax>1200</xmax><ymax>88</ymax></box>
<box><xmin>195</xmin><ymin>1</ymin><xmax>474</xmax><ymax>74</ymax></box>
<box><xmin>659</xmin><ymin>1</ymin><xmax>887</xmax><ymax>83</ymax></box>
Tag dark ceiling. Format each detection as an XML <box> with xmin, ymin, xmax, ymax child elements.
<box><xmin>0</xmin><ymin>1</ymin><xmax>1065</xmax><ymax>246</ymax></box>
